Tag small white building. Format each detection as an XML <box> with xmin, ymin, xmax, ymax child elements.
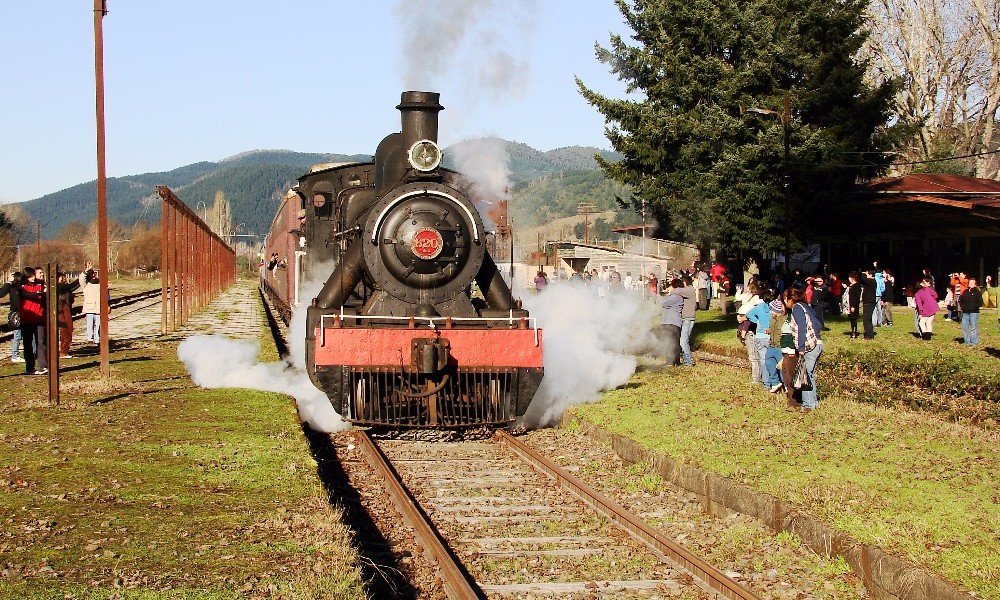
<box><xmin>547</xmin><ymin>234</ymin><xmax>699</xmax><ymax>281</ymax></box>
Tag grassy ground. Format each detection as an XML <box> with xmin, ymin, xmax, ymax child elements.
<box><xmin>0</xmin><ymin>282</ymin><xmax>366</xmax><ymax>599</ymax></box>
<box><xmin>571</xmin><ymin>301</ymin><xmax>1000</xmax><ymax>597</ymax></box>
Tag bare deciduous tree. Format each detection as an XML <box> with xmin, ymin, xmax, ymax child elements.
<box><xmin>208</xmin><ymin>190</ymin><xmax>232</xmax><ymax>239</ymax></box>
<box><xmin>864</xmin><ymin>0</ymin><xmax>1000</xmax><ymax>177</ymax></box>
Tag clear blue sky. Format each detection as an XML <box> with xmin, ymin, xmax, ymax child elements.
<box><xmin>0</xmin><ymin>0</ymin><xmax>633</xmax><ymax>203</ymax></box>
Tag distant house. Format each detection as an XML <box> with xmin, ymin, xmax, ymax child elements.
<box><xmin>812</xmin><ymin>173</ymin><xmax>1000</xmax><ymax>287</ymax></box>
<box><xmin>546</xmin><ymin>234</ymin><xmax>700</xmax><ymax>280</ymax></box>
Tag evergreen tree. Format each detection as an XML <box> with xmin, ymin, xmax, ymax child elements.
<box><xmin>578</xmin><ymin>0</ymin><xmax>898</xmax><ymax>266</ymax></box>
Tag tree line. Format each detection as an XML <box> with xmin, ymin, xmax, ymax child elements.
<box><xmin>0</xmin><ymin>188</ymin><xmax>240</xmax><ymax>276</ymax></box>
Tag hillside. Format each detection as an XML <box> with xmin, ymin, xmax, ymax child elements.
<box><xmin>14</xmin><ymin>141</ymin><xmax>622</xmax><ymax>241</ymax></box>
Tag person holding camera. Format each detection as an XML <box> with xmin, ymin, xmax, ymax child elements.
<box><xmin>80</xmin><ymin>262</ymin><xmax>102</xmax><ymax>344</ymax></box>
<box><xmin>858</xmin><ymin>267</ymin><xmax>879</xmax><ymax>340</ymax></box>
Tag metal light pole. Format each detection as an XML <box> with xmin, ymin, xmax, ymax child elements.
<box><xmin>195</xmin><ymin>201</ymin><xmax>208</xmax><ymax>224</ymax></box>
<box><xmin>746</xmin><ymin>96</ymin><xmax>792</xmax><ymax>276</ymax></box>
<box><xmin>641</xmin><ymin>198</ymin><xmax>647</xmax><ymax>296</ymax></box>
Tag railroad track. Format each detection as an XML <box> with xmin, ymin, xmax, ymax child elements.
<box><xmin>0</xmin><ymin>288</ymin><xmax>163</xmax><ymax>344</ymax></box>
<box><xmin>267</xmin><ymin>286</ymin><xmax>767</xmax><ymax>598</ymax></box>
<box><xmin>104</xmin><ymin>289</ymin><xmax>163</xmax><ymax>321</ymax></box>
<box><xmin>349</xmin><ymin>429</ymin><xmax>762</xmax><ymax>600</ymax></box>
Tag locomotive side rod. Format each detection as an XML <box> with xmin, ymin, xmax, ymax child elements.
<box><xmin>354</xmin><ymin>431</ymin><xmax>482</xmax><ymax>600</ymax></box>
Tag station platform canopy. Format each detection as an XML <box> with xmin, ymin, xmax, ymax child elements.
<box><xmin>814</xmin><ymin>173</ymin><xmax>1000</xmax><ymax>242</ymax></box>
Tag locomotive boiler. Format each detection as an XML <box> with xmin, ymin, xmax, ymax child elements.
<box><xmin>265</xmin><ymin>91</ymin><xmax>543</xmax><ymax>429</ymax></box>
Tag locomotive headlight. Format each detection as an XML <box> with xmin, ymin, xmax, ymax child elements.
<box><xmin>408</xmin><ymin>140</ymin><xmax>442</xmax><ymax>172</ymax></box>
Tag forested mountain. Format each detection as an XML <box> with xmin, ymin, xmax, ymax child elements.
<box><xmin>16</xmin><ymin>141</ymin><xmax>621</xmax><ymax>241</ymax></box>
<box><xmin>509</xmin><ymin>169</ymin><xmax>636</xmax><ymax>227</ymax></box>
<box><xmin>20</xmin><ymin>151</ymin><xmax>371</xmax><ymax>240</ymax></box>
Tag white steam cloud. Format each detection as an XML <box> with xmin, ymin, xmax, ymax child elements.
<box><xmin>178</xmin><ymin>334</ymin><xmax>348</xmax><ymax>432</ymax></box>
<box><xmin>392</xmin><ymin>0</ymin><xmax>536</xmax><ymax>99</ymax></box>
<box><xmin>520</xmin><ymin>282</ymin><xmax>662</xmax><ymax>428</ymax></box>
<box><xmin>177</xmin><ymin>269</ymin><xmax>350</xmax><ymax>433</ymax></box>
<box><xmin>450</xmin><ymin>137</ymin><xmax>511</xmax><ymax>211</ymax></box>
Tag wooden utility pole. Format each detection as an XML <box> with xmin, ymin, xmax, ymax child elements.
<box><xmin>94</xmin><ymin>0</ymin><xmax>110</xmax><ymax>377</ymax></box>
<box><xmin>577</xmin><ymin>203</ymin><xmax>597</xmax><ymax>245</ymax></box>
<box><xmin>46</xmin><ymin>263</ymin><xmax>59</xmax><ymax>404</ymax></box>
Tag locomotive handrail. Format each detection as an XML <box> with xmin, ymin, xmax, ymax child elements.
<box><xmin>319</xmin><ymin>311</ymin><xmax>540</xmax><ymax>346</ymax></box>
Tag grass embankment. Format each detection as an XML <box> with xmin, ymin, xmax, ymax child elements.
<box><xmin>0</xmin><ymin>284</ymin><xmax>366</xmax><ymax>599</ymax></box>
<box><xmin>572</xmin><ymin>303</ymin><xmax>1000</xmax><ymax>597</ymax></box>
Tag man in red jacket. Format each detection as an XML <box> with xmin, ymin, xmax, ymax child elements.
<box><xmin>18</xmin><ymin>267</ymin><xmax>48</xmax><ymax>375</ymax></box>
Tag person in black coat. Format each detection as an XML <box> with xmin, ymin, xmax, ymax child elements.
<box><xmin>881</xmin><ymin>270</ymin><xmax>896</xmax><ymax>326</ymax></box>
<box><xmin>846</xmin><ymin>271</ymin><xmax>862</xmax><ymax>339</ymax></box>
<box><xmin>858</xmin><ymin>269</ymin><xmax>878</xmax><ymax>339</ymax></box>
<box><xmin>809</xmin><ymin>275</ymin><xmax>829</xmax><ymax>330</ymax></box>
<box><xmin>0</xmin><ymin>272</ymin><xmax>25</xmax><ymax>362</ymax></box>
<box><xmin>958</xmin><ymin>278</ymin><xmax>984</xmax><ymax>345</ymax></box>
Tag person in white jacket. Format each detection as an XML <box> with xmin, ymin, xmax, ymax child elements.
<box><xmin>80</xmin><ymin>263</ymin><xmax>102</xmax><ymax>344</ymax></box>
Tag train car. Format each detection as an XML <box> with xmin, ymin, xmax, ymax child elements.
<box><xmin>264</xmin><ymin>91</ymin><xmax>543</xmax><ymax>429</ymax></box>
<box><xmin>260</xmin><ymin>190</ymin><xmax>301</xmax><ymax>324</ymax></box>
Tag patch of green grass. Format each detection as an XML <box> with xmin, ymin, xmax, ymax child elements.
<box><xmin>0</xmin><ymin>320</ymin><xmax>366</xmax><ymax>598</ymax></box>
<box><xmin>572</xmin><ymin>363</ymin><xmax>1000</xmax><ymax>597</ymax></box>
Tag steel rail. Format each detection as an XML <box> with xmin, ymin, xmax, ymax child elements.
<box><xmin>354</xmin><ymin>431</ymin><xmax>481</xmax><ymax>600</ymax></box>
<box><xmin>496</xmin><ymin>430</ymin><xmax>763</xmax><ymax>600</ymax></box>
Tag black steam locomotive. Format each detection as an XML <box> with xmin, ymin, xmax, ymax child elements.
<box><xmin>266</xmin><ymin>91</ymin><xmax>543</xmax><ymax>429</ymax></box>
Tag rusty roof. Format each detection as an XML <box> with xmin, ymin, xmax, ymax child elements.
<box><xmin>862</xmin><ymin>173</ymin><xmax>1000</xmax><ymax>195</ymax></box>
<box><xmin>813</xmin><ymin>173</ymin><xmax>1000</xmax><ymax>241</ymax></box>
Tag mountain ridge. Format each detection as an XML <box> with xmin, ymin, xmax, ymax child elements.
<box><xmin>13</xmin><ymin>139</ymin><xmax>621</xmax><ymax>241</ymax></box>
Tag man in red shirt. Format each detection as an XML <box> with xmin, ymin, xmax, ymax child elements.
<box><xmin>18</xmin><ymin>267</ymin><xmax>48</xmax><ymax>375</ymax></box>
<box><xmin>709</xmin><ymin>261</ymin><xmax>727</xmax><ymax>309</ymax></box>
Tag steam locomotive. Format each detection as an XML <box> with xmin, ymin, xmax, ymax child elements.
<box><xmin>262</xmin><ymin>91</ymin><xmax>544</xmax><ymax>429</ymax></box>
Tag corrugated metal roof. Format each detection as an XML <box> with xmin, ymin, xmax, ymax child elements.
<box><xmin>862</xmin><ymin>173</ymin><xmax>1000</xmax><ymax>195</ymax></box>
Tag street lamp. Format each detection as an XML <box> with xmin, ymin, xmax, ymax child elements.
<box><xmin>640</xmin><ymin>198</ymin><xmax>647</xmax><ymax>296</ymax></box>
<box><xmin>745</xmin><ymin>95</ymin><xmax>792</xmax><ymax>276</ymax></box>
<box><xmin>195</xmin><ymin>201</ymin><xmax>207</xmax><ymax>224</ymax></box>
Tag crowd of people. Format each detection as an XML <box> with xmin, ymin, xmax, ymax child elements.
<box><xmin>533</xmin><ymin>260</ymin><xmax>733</xmax><ymax>308</ymax></box>
<box><xmin>660</xmin><ymin>261</ymin><xmax>997</xmax><ymax>413</ymax></box>
<box><xmin>0</xmin><ymin>262</ymin><xmax>104</xmax><ymax>376</ymax></box>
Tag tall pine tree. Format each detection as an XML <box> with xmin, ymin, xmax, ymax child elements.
<box><xmin>578</xmin><ymin>0</ymin><xmax>898</xmax><ymax>266</ymax></box>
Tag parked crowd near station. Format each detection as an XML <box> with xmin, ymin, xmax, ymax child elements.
<box><xmin>0</xmin><ymin>262</ymin><xmax>104</xmax><ymax>376</ymax></box>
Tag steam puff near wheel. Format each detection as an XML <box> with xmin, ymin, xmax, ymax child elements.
<box><xmin>263</xmin><ymin>91</ymin><xmax>543</xmax><ymax>429</ymax></box>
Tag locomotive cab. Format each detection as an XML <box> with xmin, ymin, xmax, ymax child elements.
<box><xmin>297</xmin><ymin>92</ymin><xmax>543</xmax><ymax>429</ymax></box>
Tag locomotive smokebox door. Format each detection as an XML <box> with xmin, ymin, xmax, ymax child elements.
<box><xmin>411</xmin><ymin>338</ymin><xmax>450</xmax><ymax>374</ymax></box>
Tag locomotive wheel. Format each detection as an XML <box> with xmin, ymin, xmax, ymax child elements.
<box><xmin>353</xmin><ymin>379</ymin><xmax>366</xmax><ymax>421</ymax></box>
<box><xmin>489</xmin><ymin>378</ymin><xmax>502</xmax><ymax>419</ymax></box>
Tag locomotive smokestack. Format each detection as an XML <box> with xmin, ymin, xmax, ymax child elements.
<box><xmin>397</xmin><ymin>91</ymin><xmax>443</xmax><ymax>147</ymax></box>
<box><xmin>375</xmin><ymin>91</ymin><xmax>445</xmax><ymax>197</ymax></box>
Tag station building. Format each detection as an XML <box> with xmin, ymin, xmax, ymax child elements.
<box><xmin>812</xmin><ymin>173</ymin><xmax>1000</xmax><ymax>289</ymax></box>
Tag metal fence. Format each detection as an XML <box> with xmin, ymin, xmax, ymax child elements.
<box><xmin>157</xmin><ymin>186</ymin><xmax>236</xmax><ymax>333</ymax></box>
